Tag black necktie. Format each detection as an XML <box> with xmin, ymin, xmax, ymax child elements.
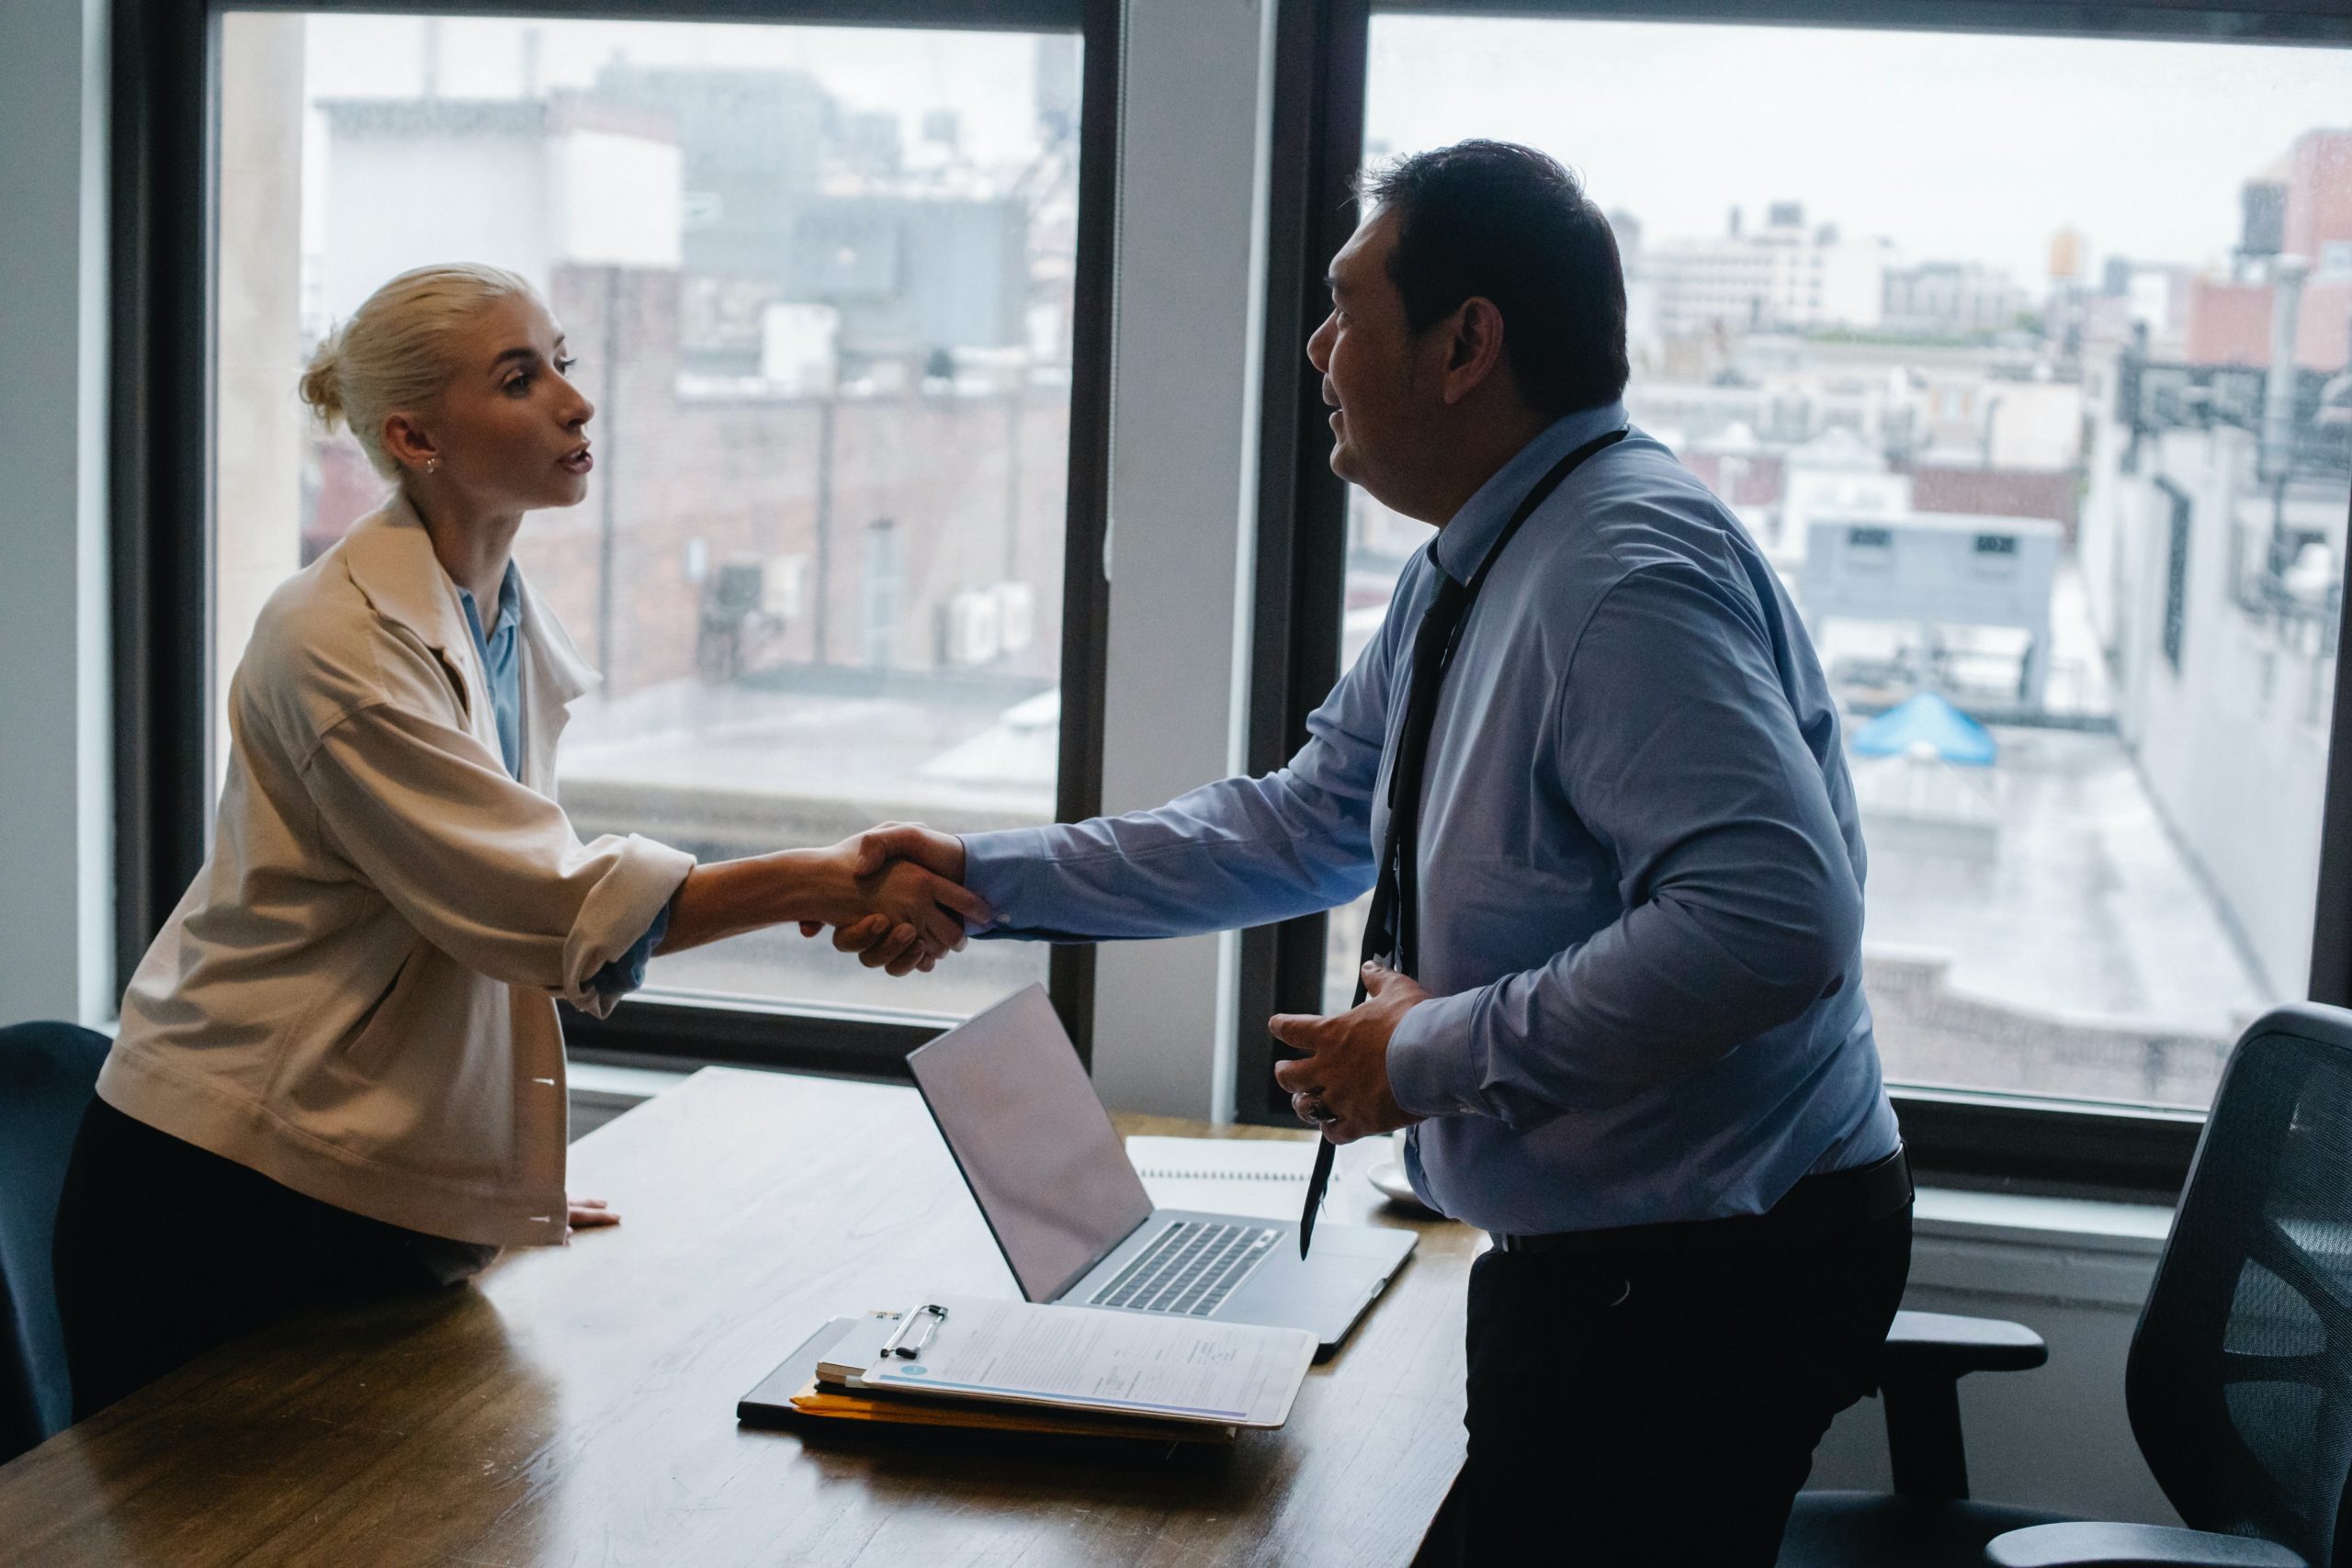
<box><xmin>1295</xmin><ymin>427</ymin><xmax>1627</xmax><ymax>1258</ymax></box>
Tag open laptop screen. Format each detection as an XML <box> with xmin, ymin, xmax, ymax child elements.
<box><xmin>907</xmin><ymin>984</ymin><xmax>1156</xmax><ymax>1303</ymax></box>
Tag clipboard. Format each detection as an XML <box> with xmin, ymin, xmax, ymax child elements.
<box><xmin>849</xmin><ymin>1294</ymin><xmax>1316</xmax><ymax>1430</ymax></box>
<box><xmin>736</xmin><ymin>1316</ymin><xmax>1243</xmax><ymax>1443</ymax></box>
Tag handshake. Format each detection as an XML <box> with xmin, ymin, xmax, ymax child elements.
<box><xmin>794</xmin><ymin>822</ymin><xmax>983</xmax><ymax>977</ymax></box>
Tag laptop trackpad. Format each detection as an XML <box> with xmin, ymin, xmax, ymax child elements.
<box><xmin>1219</xmin><ymin>1227</ymin><xmax>1411</xmax><ymax>1344</ymax></box>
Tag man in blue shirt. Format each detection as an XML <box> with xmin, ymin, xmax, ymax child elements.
<box><xmin>850</xmin><ymin>141</ymin><xmax>1910</xmax><ymax>1564</ymax></box>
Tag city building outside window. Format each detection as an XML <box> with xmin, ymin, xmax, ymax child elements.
<box><xmin>1328</xmin><ymin>17</ymin><xmax>2352</xmax><ymax>1112</ymax></box>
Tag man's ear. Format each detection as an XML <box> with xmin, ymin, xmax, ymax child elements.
<box><xmin>1440</xmin><ymin>297</ymin><xmax>1508</xmax><ymax>406</ymax></box>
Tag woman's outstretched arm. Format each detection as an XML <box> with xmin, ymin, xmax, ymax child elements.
<box><xmin>659</xmin><ymin>839</ymin><xmax>990</xmax><ymax>975</ymax></box>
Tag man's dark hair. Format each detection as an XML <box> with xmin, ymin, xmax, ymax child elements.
<box><xmin>1363</xmin><ymin>140</ymin><xmax>1630</xmax><ymax>416</ymax></box>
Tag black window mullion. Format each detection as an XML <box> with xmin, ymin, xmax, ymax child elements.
<box><xmin>1378</xmin><ymin>0</ymin><xmax>2352</xmax><ymax>44</ymax></box>
<box><xmin>1235</xmin><ymin>0</ymin><xmax>1372</xmax><ymax>1125</ymax></box>
<box><xmin>112</xmin><ymin>0</ymin><xmax>217</xmax><ymax>991</ymax></box>
<box><xmin>2304</xmin><ymin>487</ymin><xmax>2352</xmax><ymax>1010</ymax></box>
<box><xmin>1040</xmin><ymin>0</ymin><xmax>1122</xmax><ymax>1067</ymax></box>
<box><xmin>221</xmin><ymin>0</ymin><xmax>1088</xmax><ymax>26</ymax></box>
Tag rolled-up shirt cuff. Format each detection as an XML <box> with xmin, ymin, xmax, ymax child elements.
<box><xmin>1385</xmin><ymin>987</ymin><xmax>1487</xmax><ymax>1118</ymax></box>
<box><xmin>560</xmin><ymin>835</ymin><xmax>695</xmax><ymax>1019</ymax></box>
<box><xmin>959</xmin><ymin>827</ymin><xmax>1054</xmax><ymax>938</ymax></box>
<box><xmin>589</xmin><ymin>900</ymin><xmax>672</xmax><ymax>998</ymax></box>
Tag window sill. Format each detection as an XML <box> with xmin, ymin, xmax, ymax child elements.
<box><xmin>1908</xmin><ymin>1185</ymin><xmax>2171</xmax><ymax>1310</ymax></box>
<box><xmin>568</xmin><ymin>1057</ymin><xmax>693</xmax><ymax>1115</ymax></box>
<box><xmin>1915</xmin><ymin>1185</ymin><xmax>2171</xmax><ymax>1250</ymax></box>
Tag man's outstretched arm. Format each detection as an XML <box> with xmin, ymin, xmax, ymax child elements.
<box><xmin>840</xmin><ymin>593</ymin><xmax>1409</xmax><ymax>953</ymax></box>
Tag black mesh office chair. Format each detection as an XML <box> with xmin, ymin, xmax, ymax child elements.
<box><xmin>1781</xmin><ymin>1003</ymin><xmax>2352</xmax><ymax>1568</ymax></box>
<box><xmin>0</xmin><ymin>1021</ymin><xmax>107</xmax><ymax>1463</ymax></box>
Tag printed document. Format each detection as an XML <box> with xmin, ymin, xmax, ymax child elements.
<box><xmin>855</xmin><ymin>1293</ymin><xmax>1316</xmax><ymax>1428</ymax></box>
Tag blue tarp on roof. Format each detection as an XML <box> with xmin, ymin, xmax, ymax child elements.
<box><xmin>1850</xmin><ymin>692</ymin><xmax>1996</xmax><ymax>766</ymax></box>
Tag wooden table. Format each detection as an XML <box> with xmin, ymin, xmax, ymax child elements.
<box><xmin>0</xmin><ymin>1068</ymin><xmax>1480</xmax><ymax>1566</ymax></box>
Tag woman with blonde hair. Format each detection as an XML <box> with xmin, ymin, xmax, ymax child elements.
<box><xmin>49</xmin><ymin>263</ymin><xmax>980</xmax><ymax>1417</ymax></box>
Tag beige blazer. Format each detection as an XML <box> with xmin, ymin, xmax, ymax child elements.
<box><xmin>101</xmin><ymin>494</ymin><xmax>695</xmax><ymax>1249</ymax></box>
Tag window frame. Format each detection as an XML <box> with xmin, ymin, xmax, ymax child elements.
<box><xmin>112</xmin><ymin>0</ymin><xmax>1120</xmax><ymax>1081</ymax></box>
<box><xmin>1233</xmin><ymin>0</ymin><xmax>2352</xmax><ymax>1199</ymax></box>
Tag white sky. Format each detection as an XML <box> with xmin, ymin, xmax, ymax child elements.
<box><xmin>289</xmin><ymin>13</ymin><xmax>2352</xmax><ymax>287</ymax></box>
<box><xmin>302</xmin><ymin>14</ymin><xmax>1059</xmax><ymax>167</ymax></box>
<box><xmin>1367</xmin><ymin>17</ymin><xmax>2352</xmax><ymax>282</ymax></box>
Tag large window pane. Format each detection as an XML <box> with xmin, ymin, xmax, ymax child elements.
<box><xmin>1350</xmin><ymin>18</ymin><xmax>2352</xmax><ymax>1109</ymax></box>
<box><xmin>216</xmin><ymin>12</ymin><xmax>1085</xmax><ymax>1019</ymax></box>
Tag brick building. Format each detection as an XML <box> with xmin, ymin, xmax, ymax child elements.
<box><xmin>2183</xmin><ymin>129</ymin><xmax>2352</xmax><ymax>372</ymax></box>
<box><xmin>308</xmin><ymin>260</ymin><xmax>1073</xmax><ymax>699</ymax></box>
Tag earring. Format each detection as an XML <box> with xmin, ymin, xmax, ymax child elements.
<box><xmin>424</xmin><ymin>457</ymin><xmax>440</xmax><ymax>475</ymax></box>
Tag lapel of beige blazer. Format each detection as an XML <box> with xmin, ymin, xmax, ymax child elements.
<box><xmin>336</xmin><ymin>492</ymin><xmax>503</xmax><ymax>764</ymax></box>
<box><xmin>337</xmin><ymin>493</ymin><xmax>598</xmax><ymax>796</ymax></box>
<box><xmin>513</xmin><ymin>568</ymin><xmax>599</xmax><ymax>794</ymax></box>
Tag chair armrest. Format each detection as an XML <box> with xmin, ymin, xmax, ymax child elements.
<box><xmin>1883</xmin><ymin>1310</ymin><xmax>2049</xmax><ymax>1380</ymax></box>
<box><xmin>1986</xmin><ymin>1522</ymin><xmax>2307</xmax><ymax>1567</ymax></box>
<box><xmin>1878</xmin><ymin>1311</ymin><xmax>2049</xmax><ymax>1501</ymax></box>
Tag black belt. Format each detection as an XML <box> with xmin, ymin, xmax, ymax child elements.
<box><xmin>1490</xmin><ymin>1146</ymin><xmax>1913</xmax><ymax>1256</ymax></box>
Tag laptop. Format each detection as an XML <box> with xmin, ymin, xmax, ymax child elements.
<box><xmin>907</xmin><ymin>984</ymin><xmax>1416</xmax><ymax>1356</ymax></box>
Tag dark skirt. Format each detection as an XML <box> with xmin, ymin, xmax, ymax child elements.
<box><xmin>49</xmin><ymin>1095</ymin><xmax>460</xmax><ymax>1421</ymax></box>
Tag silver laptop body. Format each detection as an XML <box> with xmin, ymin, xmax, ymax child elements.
<box><xmin>907</xmin><ymin>984</ymin><xmax>1416</xmax><ymax>1354</ymax></box>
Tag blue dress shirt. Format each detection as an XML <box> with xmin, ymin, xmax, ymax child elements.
<box><xmin>458</xmin><ymin>565</ymin><xmax>668</xmax><ymax>998</ymax></box>
<box><xmin>960</xmin><ymin>402</ymin><xmax>1900</xmax><ymax>1236</ymax></box>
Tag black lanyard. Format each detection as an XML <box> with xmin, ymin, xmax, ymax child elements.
<box><xmin>1361</xmin><ymin>424</ymin><xmax>1629</xmax><ymax>993</ymax></box>
<box><xmin>1298</xmin><ymin>423</ymin><xmax>1627</xmax><ymax>1258</ymax></box>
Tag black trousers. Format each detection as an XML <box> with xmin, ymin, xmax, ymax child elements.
<box><xmin>1459</xmin><ymin>1202</ymin><xmax>1913</xmax><ymax>1566</ymax></box>
<box><xmin>50</xmin><ymin>1097</ymin><xmax>451</xmax><ymax>1422</ymax></box>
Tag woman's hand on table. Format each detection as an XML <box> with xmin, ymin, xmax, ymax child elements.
<box><xmin>565</xmin><ymin>1194</ymin><xmax>619</xmax><ymax>1240</ymax></box>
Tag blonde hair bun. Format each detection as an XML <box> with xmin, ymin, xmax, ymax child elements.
<box><xmin>297</xmin><ymin>263</ymin><xmax>539</xmax><ymax>478</ymax></box>
<box><xmin>297</xmin><ymin>329</ymin><xmax>347</xmax><ymax>429</ymax></box>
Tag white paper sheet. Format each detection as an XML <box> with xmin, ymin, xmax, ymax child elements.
<box><xmin>1125</xmin><ymin>1134</ymin><xmax>1317</xmax><ymax>1222</ymax></box>
<box><xmin>854</xmin><ymin>1293</ymin><xmax>1317</xmax><ymax>1428</ymax></box>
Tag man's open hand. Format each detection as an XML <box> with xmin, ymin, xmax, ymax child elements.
<box><xmin>1269</xmin><ymin>961</ymin><xmax>1430</xmax><ymax>1144</ymax></box>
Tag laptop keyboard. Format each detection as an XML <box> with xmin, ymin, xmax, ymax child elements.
<box><xmin>1089</xmin><ymin>1219</ymin><xmax>1281</xmax><ymax>1316</ymax></box>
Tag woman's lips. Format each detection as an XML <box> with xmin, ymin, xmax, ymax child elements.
<box><xmin>559</xmin><ymin>446</ymin><xmax>594</xmax><ymax>475</ymax></box>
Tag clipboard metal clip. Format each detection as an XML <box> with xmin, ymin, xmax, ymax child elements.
<box><xmin>881</xmin><ymin>1303</ymin><xmax>947</xmax><ymax>1359</ymax></box>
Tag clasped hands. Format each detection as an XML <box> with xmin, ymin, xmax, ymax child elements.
<box><xmin>811</xmin><ymin>825</ymin><xmax>1430</xmax><ymax>1145</ymax></box>
<box><xmin>797</xmin><ymin>822</ymin><xmax>982</xmax><ymax>976</ymax></box>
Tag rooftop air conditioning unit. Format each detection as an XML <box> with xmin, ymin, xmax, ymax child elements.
<box><xmin>945</xmin><ymin>589</ymin><xmax>1002</xmax><ymax>665</ymax></box>
<box><xmin>763</xmin><ymin>554</ymin><xmax>808</xmax><ymax>622</ymax></box>
<box><xmin>996</xmin><ymin>582</ymin><xmax>1035</xmax><ymax>653</ymax></box>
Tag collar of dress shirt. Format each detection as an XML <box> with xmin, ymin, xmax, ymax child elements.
<box><xmin>491</xmin><ymin>559</ymin><xmax>521</xmax><ymax>638</ymax></box>
<box><xmin>1430</xmin><ymin>400</ymin><xmax>1629</xmax><ymax>584</ymax></box>
<box><xmin>458</xmin><ymin>561</ymin><xmax>523</xmax><ymax>646</ymax></box>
